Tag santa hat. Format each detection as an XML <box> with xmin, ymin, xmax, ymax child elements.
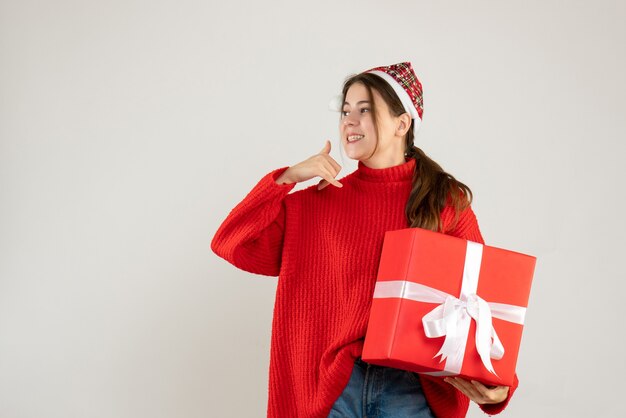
<box><xmin>329</xmin><ymin>61</ymin><xmax>424</xmax><ymax>137</ymax></box>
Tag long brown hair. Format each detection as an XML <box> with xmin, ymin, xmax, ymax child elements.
<box><xmin>340</xmin><ymin>73</ymin><xmax>473</xmax><ymax>233</ymax></box>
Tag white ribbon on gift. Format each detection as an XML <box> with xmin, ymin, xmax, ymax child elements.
<box><xmin>372</xmin><ymin>241</ymin><xmax>527</xmax><ymax>376</ymax></box>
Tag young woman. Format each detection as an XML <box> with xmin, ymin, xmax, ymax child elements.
<box><xmin>211</xmin><ymin>62</ymin><xmax>518</xmax><ymax>417</ymax></box>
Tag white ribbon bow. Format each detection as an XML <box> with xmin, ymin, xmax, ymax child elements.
<box><xmin>372</xmin><ymin>241</ymin><xmax>526</xmax><ymax>376</ymax></box>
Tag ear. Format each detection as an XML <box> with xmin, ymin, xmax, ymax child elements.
<box><xmin>396</xmin><ymin>113</ymin><xmax>412</xmax><ymax>136</ymax></box>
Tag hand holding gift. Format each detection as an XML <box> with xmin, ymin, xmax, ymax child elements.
<box><xmin>444</xmin><ymin>377</ymin><xmax>510</xmax><ymax>404</ymax></box>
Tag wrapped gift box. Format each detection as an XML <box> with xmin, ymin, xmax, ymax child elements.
<box><xmin>361</xmin><ymin>227</ymin><xmax>536</xmax><ymax>387</ymax></box>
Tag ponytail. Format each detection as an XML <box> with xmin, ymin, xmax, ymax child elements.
<box><xmin>405</xmin><ymin>145</ymin><xmax>473</xmax><ymax>233</ymax></box>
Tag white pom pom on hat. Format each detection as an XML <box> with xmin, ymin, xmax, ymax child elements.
<box><xmin>328</xmin><ymin>94</ymin><xmax>344</xmax><ymax>112</ymax></box>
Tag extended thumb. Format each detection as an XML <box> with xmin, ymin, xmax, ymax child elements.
<box><xmin>320</xmin><ymin>139</ymin><xmax>331</xmax><ymax>154</ymax></box>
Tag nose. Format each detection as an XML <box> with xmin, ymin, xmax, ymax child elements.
<box><xmin>342</xmin><ymin>112</ymin><xmax>358</xmax><ymax>126</ymax></box>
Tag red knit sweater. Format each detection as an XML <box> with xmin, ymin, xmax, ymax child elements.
<box><xmin>211</xmin><ymin>156</ymin><xmax>518</xmax><ymax>417</ymax></box>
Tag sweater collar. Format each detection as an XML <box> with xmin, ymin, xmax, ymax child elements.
<box><xmin>355</xmin><ymin>156</ymin><xmax>416</xmax><ymax>183</ymax></box>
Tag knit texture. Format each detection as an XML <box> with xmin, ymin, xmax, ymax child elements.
<box><xmin>211</xmin><ymin>156</ymin><xmax>518</xmax><ymax>417</ymax></box>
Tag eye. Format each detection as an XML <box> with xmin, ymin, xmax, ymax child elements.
<box><xmin>341</xmin><ymin>108</ymin><xmax>370</xmax><ymax>116</ymax></box>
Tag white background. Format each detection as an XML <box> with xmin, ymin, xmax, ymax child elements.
<box><xmin>1</xmin><ymin>1</ymin><xmax>624</xmax><ymax>417</ymax></box>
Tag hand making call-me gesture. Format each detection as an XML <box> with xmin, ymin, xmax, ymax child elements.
<box><xmin>275</xmin><ymin>140</ymin><xmax>343</xmax><ymax>190</ymax></box>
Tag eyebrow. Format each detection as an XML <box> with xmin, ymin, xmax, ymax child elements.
<box><xmin>343</xmin><ymin>100</ymin><xmax>370</xmax><ymax>106</ymax></box>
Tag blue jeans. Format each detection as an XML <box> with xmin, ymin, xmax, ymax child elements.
<box><xmin>328</xmin><ymin>357</ymin><xmax>435</xmax><ymax>418</ymax></box>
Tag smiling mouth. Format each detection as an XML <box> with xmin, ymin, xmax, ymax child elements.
<box><xmin>347</xmin><ymin>135</ymin><xmax>364</xmax><ymax>143</ymax></box>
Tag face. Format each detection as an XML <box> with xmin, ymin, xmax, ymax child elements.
<box><xmin>340</xmin><ymin>82</ymin><xmax>406</xmax><ymax>163</ymax></box>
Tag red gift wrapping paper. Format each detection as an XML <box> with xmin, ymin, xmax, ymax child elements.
<box><xmin>361</xmin><ymin>227</ymin><xmax>536</xmax><ymax>387</ymax></box>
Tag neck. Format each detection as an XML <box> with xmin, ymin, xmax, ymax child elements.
<box><xmin>359</xmin><ymin>154</ymin><xmax>408</xmax><ymax>169</ymax></box>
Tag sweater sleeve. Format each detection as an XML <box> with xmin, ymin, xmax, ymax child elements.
<box><xmin>210</xmin><ymin>166</ymin><xmax>296</xmax><ymax>277</ymax></box>
<box><xmin>438</xmin><ymin>202</ymin><xmax>520</xmax><ymax>416</ymax></box>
